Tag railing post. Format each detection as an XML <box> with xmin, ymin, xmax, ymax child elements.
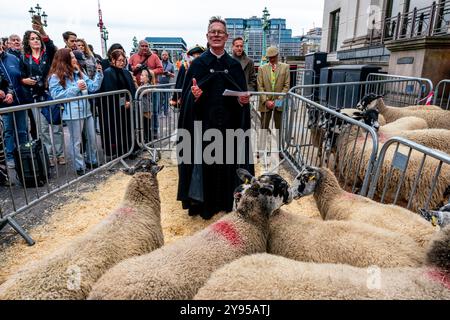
<box><xmin>411</xmin><ymin>8</ymin><xmax>417</xmax><ymax>37</ymax></box>
<box><xmin>395</xmin><ymin>13</ymin><xmax>401</xmax><ymax>39</ymax></box>
<box><xmin>429</xmin><ymin>1</ymin><xmax>437</xmax><ymax>36</ymax></box>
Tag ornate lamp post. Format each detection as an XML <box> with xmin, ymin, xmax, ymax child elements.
<box><xmin>101</xmin><ymin>26</ymin><xmax>109</xmax><ymax>54</ymax></box>
<box><xmin>261</xmin><ymin>7</ymin><xmax>271</xmax><ymax>65</ymax></box>
<box><xmin>29</xmin><ymin>3</ymin><xmax>48</xmax><ymax>27</ymax></box>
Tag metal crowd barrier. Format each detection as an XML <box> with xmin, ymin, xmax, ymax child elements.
<box><xmin>433</xmin><ymin>79</ymin><xmax>450</xmax><ymax>110</ymax></box>
<box><xmin>290</xmin><ymin>77</ymin><xmax>433</xmax><ymax>110</ymax></box>
<box><xmin>136</xmin><ymin>87</ymin><xmax>181</xmax><ymax>161</ymax></box>
<box><xmin>0</xmin><ymin>90</ymin><xmax>133</xmax><ymax>245</ymax></box>
<box><xmin>368</xmin><ymin>137</ymin><xmax>450</xmax><ymax>213</ymax></box>
<box><xmin>366</xmin><ymin>73</ymin><xmax>433</xmax><ymax>106</ymax></box>
<box><xmin>283</xmin><ymin>92</ymin><xmax>379</xmax><ymax>196</ymax></box>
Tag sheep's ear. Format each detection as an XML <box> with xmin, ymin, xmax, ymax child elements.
<box><xmin>122</xmin><ymin>167</ymin><xmax>135</xmax><ymax>176</ymax></box>
<box><xmin>237</xmin><ymin>169</ymin><xmax>256</xmax><ymax>184</ymax></box>
<box><xmin>151</xmin><ymin>165</ymin><xmax>164</xmax><ymax>176</ymax></box>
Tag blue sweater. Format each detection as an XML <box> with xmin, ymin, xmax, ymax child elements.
<box><xmin>49</xmin><ymin>71</ymin><xmax>103</xmax><ymax>120</ymax></box>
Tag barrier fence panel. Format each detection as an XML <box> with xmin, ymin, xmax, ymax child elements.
<box><xmin>0</xmin><ymin>90</ymin><xmax>133</xmax><ymax>245</ymax></box>
<box><xmin>283</xmin><ymin>92</ymin><xmax>379</xmax><ymax>196</ymax></box>
<box><xmin>366</xmin><ymin>73</ymin><xmax>433</xmax><ymax>106</ymax></box>
<box><xmin>433</xmin><ymin>79</ymin><xmax>450</xmax><ymax>110</ymax></box>
<box><xmin>136</xmin><ymin>87</ymin><xmax>181</xmax><ymax>161</ymax></box>
<box><xmin>368</xmin><ymin>137</ymin><xmax>450</xmax><ymax>213</ymax></box>
<box><xmin>290</xmin><ymin>78</ymin><xmax>433</xmax><ymax>111</ymax></box>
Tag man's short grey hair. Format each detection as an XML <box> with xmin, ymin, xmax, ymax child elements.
<box><xmin>208</xmin><ymin>16</ymin><xmax>228</xmax><ymax>33</ymax></box>
<box><xmin>8</xmin><ymin>34</ymin><xmax>21</xmax><ymax>41</ymax></box>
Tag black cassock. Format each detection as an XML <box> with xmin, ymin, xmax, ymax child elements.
<box><xmin>98</xmin><ymin>66</ymin><xmax>137</xmax><ymax>157</ymax></box>
<box><xmin>177</xmin><ymin>50</ymin><xmax>255</xmax><ymax>218</ymax></box>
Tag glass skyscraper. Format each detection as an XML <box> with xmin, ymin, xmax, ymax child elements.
<box><xmin>226</xmin><ymin>17</ymin><xmax>301</xmax><ymax>63</ymax></box>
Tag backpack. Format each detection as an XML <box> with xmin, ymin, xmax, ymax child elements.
<box><xmin>14</xmin><ymin>139</ymin><xmax>51</xmax><ymax>188</ymax></box>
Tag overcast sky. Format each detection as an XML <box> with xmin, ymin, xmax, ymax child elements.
<box><xmin>1</xmin><ymin>0</ymin><xmax>324</xmax><ymax>56</ymax></box>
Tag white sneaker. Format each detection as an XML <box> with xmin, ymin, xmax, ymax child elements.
<box><xmin>6</xmin><ymin>160</ymin><xmax>15</xmax><ymax>169</ymax></box>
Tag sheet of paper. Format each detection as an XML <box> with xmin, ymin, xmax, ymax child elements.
<box><xmin>223</xmin><ymin>90</ymin><xmax>250</xmax><ymax>97</ymax></box>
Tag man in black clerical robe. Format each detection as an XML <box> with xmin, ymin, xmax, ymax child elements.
<box><xmin>177</xmin><ymin>17</ymin><xmax>254</xmax><ymax>220</ymax></box>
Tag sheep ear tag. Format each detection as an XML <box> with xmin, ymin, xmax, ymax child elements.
<box><xmin>308</xmin><ymin>175</ymin><xmax>316</xmax><ymax>182</ymax></box>
<box><xmin>431</xmin><ymin>216</ymin><xmax>439</xmax><ymax>227</ymax></box>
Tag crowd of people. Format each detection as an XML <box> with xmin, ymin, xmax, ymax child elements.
<box><xmin>1</xmin><ymin>16</ymin><xmax>292</xmax><ymax>222</ymax></box>
<box><xmin>0</xmin><ymin>20</ymin><xmax>179</xmax><ymax>185</ymax></box>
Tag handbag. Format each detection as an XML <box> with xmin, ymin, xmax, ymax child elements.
<box><xmin>40</xmin><ymin>94</ymin><xmax>62</xmax><ymax>125</ymax></box>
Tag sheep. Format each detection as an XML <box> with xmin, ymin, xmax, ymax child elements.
<box><xmin>334</xmin><ymin>122</ymin><xmax>450</xmax><ymax>213</ymax></box>
<box><xmin>87</xmin><ymin>170</ymin><xmax>293</xmax><ymax>300</ymax></box>
<box><xmin>268</xmin><ymin>209</ymin><xmax>425</xmax><ymax>268</ymax></box>
<box><xmin>0</xmin><ymin>159</ymin><xmax>165</xmax><ymax>300</ymax></box>
<box><xmin>194</xmin><ymin>229</ymin><xmax>450</xmax><ymax>300</ymax></box>
<box><xmin>388</xmin><ymin>129</ymin><xmax>450</xmax><ymax>154</ymax></box>
<box><xmin>290</xmin><ymin>166</ymin><xmax>438</xmax><ymax>248</ymax></box>
<box><xmin>362</xmin><ymin>94</ymin><xmax>450</xmax><ymax>129</ymax></box>
<box><xmin>358</xmin><ymin>112</ymin><xmax>450</xmax><ymax>155</ymax></box>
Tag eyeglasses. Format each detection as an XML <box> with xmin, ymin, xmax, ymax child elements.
<box><xmin>208</xmin><ymin>30</ymin><xmax>227</xmax><ymax>36</ymax></box>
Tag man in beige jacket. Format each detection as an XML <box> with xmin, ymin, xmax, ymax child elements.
<box><xmin>257</xmin><ymin>46</ymin><xmax>290</xmax><ymax>158</ymax></box>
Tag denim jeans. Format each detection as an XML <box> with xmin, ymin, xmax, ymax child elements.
<box><xmin>152</xmin><ymin>92</ymin><xmax>160</xmax><ymax>138</ymax></box>
<box><xmin>2</xmin><ymin>111</ymin><xmax>28</xmax><ymax>161</ymax></box>
<box><xmin>158</xmin><ymin>92</ymin><xmax>169</xmax><ymax>116</ymax></box>
<box><xmin>33</xmin><ymin>109</ymin><xmax>64</xmax><ymax>159</ymax></box>
<box><xmin>66</xmin><ymin>116</ymin><xmax>98</xmax><ymax>171</ymax></box>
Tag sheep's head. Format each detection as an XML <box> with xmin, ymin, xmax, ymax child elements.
<box><xmin>357</xmin><ymin>93</ymin><xmax>384</xmax><ymax>111</ymax></box>
<box><xmin>234</xmin><ymin>169</ymin><xmax>293</xmax><ymax>214</ymax></box>
<box><xmin>291</xmin><ymin>166</ymin><xmax>321</xmax><ymax>200</ymax></box>
<box><xmin>352</xmin><ymin>109</ymin><xmax>381</xmax><ymax>131</ymax></box>
<box><xmin>122</xmin><ymin>159</ymin><xmax>164</xmax><ymax>176</ymax></box>
<box><xmin>419</xmin><ymin>204</ymin><xmax>450</xmax><ymax>228</ymax></box>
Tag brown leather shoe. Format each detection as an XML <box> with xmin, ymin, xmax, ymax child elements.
<box><xmin>57</xmin><ymin>157</ymin><xmax>66</xmax><ymax>165</ymax></box>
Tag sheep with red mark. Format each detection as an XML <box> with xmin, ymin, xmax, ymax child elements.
<box><xmin>194</xmin><ymin>226</ymin><xmax>450</xmax><ymax>300</ymax></box>
<box><xmin>88</xmin><ymin>170</ymin><xmax>292</xmax><ymax>300</ymax></box>
<box><xmin>0</xmin><ymin>159</ymin><xmax>164</xmax><ymax>300</ymax></box>
<box><xmin>291</xmin><ymin>166</ymin><xmax>438</xmax><ymax>248</ymax></box>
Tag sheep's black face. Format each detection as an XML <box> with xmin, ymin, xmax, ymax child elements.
<box><xmin>352</xmin><ymin>109</ymin><xmax>380</xmax><ymax>131</ymax></box>
<box><xmin>358</xmin><ymin>94</ymin><xmax>383</xmax><ymax>111</ymax></box>
<box><xmin>258</xmin><ymin>174</ymin><xmax>293</xmax><ymax>205</ymax></box>
<box><xmin>123</xmin><ymin>159</ymin><xmax>164</xmax><ymax>176</ymax></box>
<box><xmin>233</xmin><ymin>170</ymin><xmax>293</xmax><ymax>212</ymax></box>
<box><xmin>291</xmin><ymin>166</ymin><xmax>321</xmax><ymax>199</ymax></box>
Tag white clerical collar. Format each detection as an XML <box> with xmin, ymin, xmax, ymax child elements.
<box><xmin>210</xmin><ymin>48</ymin><xmax>225</xmax><ymax>59</ymax></box>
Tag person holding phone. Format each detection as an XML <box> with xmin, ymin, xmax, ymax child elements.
<box><xmin>48</xmin><ymin>49</ymin><xmax>103</xmax><ymax>176</ymax></box>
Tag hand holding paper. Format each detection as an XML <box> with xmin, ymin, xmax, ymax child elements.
<box><xmin>223</xmin><ymin>89</ymin><xmax>251</xmax><ymax>97</ymax></box>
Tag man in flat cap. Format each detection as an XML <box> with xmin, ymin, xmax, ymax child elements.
<box><xmin>257</xmin><ymin>46</ymin><xmax>290</xmax><ymax>159</ymax></box>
